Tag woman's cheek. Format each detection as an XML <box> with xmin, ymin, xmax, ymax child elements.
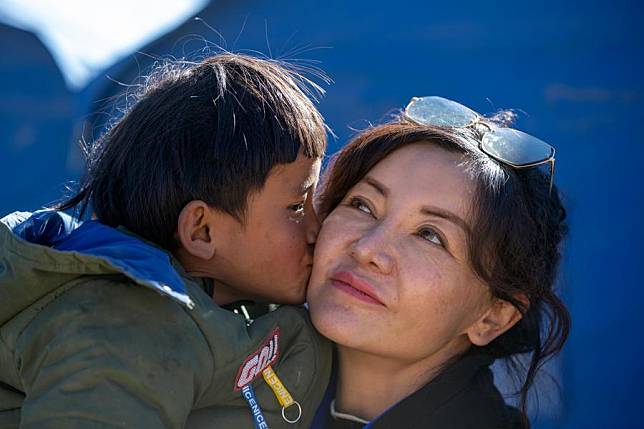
<box><xmin>314</xmin><ymin>220</ymin><xmax>343</xmax><ymax>256</ymax></box>
<box><xmin>323</xmin><ymin>212</ymin><xmax>357</xmax><ymax>241</ymax></box>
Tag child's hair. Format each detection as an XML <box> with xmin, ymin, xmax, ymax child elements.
<box><xmin>57</xmin><ymin>53</ymin><xmax>328</xmax><ymax>250</ymax></box>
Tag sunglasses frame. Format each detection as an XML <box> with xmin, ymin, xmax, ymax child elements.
<box><xmin>403</xmin><ymin>96</ymin><xmax>556</xmax><ymax>194</ymax></box>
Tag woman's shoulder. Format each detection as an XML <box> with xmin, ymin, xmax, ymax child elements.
<box><xmin>439</xmin><ymin>364</ymin><xmax>526</xmax><ymax>429</ymax></box>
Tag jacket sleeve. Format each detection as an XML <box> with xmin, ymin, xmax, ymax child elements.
<box><xmin>14</xmin><ymin>278</ymin><xmax>213</xmax><ymax>429</ymax></box>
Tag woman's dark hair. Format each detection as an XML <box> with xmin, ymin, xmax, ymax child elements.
<box><xmin>318</xmin><ymin>120</ymin><xmax>569</xmax><ymax>424</ymax></box>
<box><xmin>57</xmin><ymin>53</ymin><xmax>328</xmax><ymax>250</ymax></box>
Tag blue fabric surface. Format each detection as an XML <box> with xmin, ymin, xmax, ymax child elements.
<box><xmin>3</xmin><ymin>209</ymin><xmax>79</xmax><ymax>246</ymax></box>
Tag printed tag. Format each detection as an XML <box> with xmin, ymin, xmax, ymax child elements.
<box><xmin>262</xmin><ymin>366</ymin><xmax>294</xmax><ymax>408</ymax></box>
<box><xmin>263</xmin><ymin>365</ymin><xmax>303</xmax><ymax>424</ymax></box>
<box><xmin>235</xmin><ymin>326</ymin><xmax>280</xmax><ymax>390</ymax></box>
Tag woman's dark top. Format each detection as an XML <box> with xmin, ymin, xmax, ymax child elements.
<box><xmin>313</xmin><ymin>351</ymin><xmax>525</xmax><ymax>429</ymax></box>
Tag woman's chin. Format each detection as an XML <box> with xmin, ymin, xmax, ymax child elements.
<box><xmin>309</xmin><ymin>299</ymin><xmax>373</xmax><ymax>346</ymax></box>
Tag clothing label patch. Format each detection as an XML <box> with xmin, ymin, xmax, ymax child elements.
<box><xmin>263</xmin><ymin>365</ymin><xmax>302</xmax><ymax>423</ymax></box>
<box><xmin>262</xmin><ymin>366</ymin><xmax>294</xmax><ymax>408</ymax></box>
<box><xmin>235</xmin><ymin>326</ymin><xmax>280</xmax><ymax>390</ymax></box>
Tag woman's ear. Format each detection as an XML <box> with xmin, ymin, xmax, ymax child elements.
<box><xmin>176</xmin><ymin>200</ymin><xmax>217</xmax><ymax>260</ymax></box>
<box><xmin>466</xmin><ymin>294</ymin><xmax>528</xmax><ymax>346</ymax></box>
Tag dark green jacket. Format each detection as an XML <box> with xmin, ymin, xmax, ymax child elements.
<box><xmin>0</xmin><ymin>211</ymin><xmax>332</xmax><ymax>428</ymax></box>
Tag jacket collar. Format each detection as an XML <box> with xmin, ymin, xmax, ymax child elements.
<box><xmin>2</xmin><ymin>210</ymin><xmax>195</xmax><ymax>309</ymax></box>
<box><xmin>369</xmin><ymin>350</ymin><xmax>498</xmax><ymax>428</ymax></box>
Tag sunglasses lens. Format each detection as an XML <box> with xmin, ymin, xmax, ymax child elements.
<box><xmin>405</xmin><ymin>96</ymin><xmax>478</xmax><ymax>127</ymax></box>
<box><xmin>481</xmin><ymin>128</ymin><xmax>554</xmax><ymax>166</ymax></box>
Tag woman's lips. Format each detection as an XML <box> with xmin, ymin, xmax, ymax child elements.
<box><xmin>330</xmin><ymin>271</ymin><xmax>385</xmax><ymax>306</ymax></box>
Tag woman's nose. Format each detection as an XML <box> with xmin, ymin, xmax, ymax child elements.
<box><xmin>349</xmin><ymin>225</ymin><xmax>394</xmax><ymax>274</ymax></box>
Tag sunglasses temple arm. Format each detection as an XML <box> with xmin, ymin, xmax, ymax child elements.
<box><xmin>548</xmin><ymin>159</ymin><xmax>556</xmax><ymax>197</ymax></box>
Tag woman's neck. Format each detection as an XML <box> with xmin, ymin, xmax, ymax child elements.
<box><xmin>334</xmin><ymin>341</ymin><xmax>468</xmax><ymax>421</ymax></box>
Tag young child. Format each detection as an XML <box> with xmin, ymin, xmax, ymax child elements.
<box><xmin>0</xmin><ymin>53</ymin><xmax>332</xmax><ymax>428</ymax></box>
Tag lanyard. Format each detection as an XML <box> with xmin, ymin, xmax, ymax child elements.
<box><xmin>242</xmin><ymin>384</ymin><xmax>270</xmax><ymax>429</ymax></box>
<box><xmin>240</xmin><ymin>362</ymin><xmax>303</xmax><ymax>426</ymax></box>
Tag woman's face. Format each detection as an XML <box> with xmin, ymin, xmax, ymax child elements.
<box><xmin>307</xmin><ymin>143</ymin><xmax>494</xmax><ymax>363</ymax></box>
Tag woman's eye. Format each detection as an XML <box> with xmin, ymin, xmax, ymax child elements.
<box><xmin>418</xmin><ymin>227</ymin><xmax>445</xmax><ymax>247</ymax></box>
<box><xmin>349</xmin><ymin>197</ymin><xmax>373</xmax><ymax>215</ymax></box>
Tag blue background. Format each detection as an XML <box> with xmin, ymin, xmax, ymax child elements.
<box><xmin>1</xmin><ymin>1</ymin><xmax>642</xmax><ymax>427</ymax></box>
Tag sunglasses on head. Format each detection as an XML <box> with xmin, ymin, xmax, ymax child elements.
<box><xmin>403</xmin><ymin>96</ymin><xmax>556</xmax><ymax>194</ymax></box>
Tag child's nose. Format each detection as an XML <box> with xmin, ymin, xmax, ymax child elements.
<box><xmin>305</xmin><ymin>205</ymin><xmax>321</xmax><ymax>246</ymax></box>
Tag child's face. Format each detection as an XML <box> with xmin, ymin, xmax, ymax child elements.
<box><xmin>209</xmin><ymin>153</ymin><xmax>322</xmax><ymax>305</ymax></box>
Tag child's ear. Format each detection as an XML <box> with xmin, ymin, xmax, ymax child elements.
<box><xmin>177</xmin><ymin>200</ymin><xmax>217</xmax><ymax>260</ymax></box>
<box><xmin>466</xmin><ymin>294</ymin><xmax>528</xmax><ymax>346</ymax></box>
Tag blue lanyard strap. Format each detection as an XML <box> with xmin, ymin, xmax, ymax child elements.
<box><xmin>242</xmin><ymin>384</ymin><xmax>270</xmax><ymax>429</ymax></box>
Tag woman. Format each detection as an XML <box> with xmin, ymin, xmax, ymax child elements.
<box><xmin>308</xmin><ymin>96</ymin><xmax>569</xmax><ymax>428</ymax></box>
